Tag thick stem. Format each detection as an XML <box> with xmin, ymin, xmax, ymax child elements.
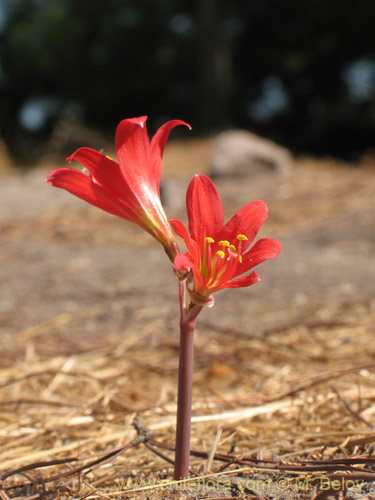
<box><xmin>174</xmin><ymin>281</ymin><xmax>202</xmax><ymax>480</ymax></box>
<box><xmin>174</xmin><ymin>317</ymin><xmax>195</xmax><ymax>479</ymax></box>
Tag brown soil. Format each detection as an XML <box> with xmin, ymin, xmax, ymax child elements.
<box><xmin>0</xmin><ymin>145</ymin><xmax>374</xmax><ymax>500</ymax></box>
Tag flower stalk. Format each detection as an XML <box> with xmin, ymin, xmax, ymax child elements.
<box><xmin>174</xmin><ymin>280</ymin><xmax>202</xmax><ymax>480</ymax></box>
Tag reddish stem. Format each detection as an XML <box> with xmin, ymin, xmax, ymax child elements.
<box><xmin>174</xmin><ymin>281</ymin><xmax>202</xmax><ymax>480</ymax></box>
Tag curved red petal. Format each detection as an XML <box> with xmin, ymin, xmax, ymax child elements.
<box><xmin>150</xmin><ymin>119</ymin><xmax>191</xmax><ymax>182</ymax></box>
<box><xmin>186</xmin><ymin>175</ymin><xmax>224</xmax><ymax>245</ymax></box>
<box><xmin>240</xmin><ymin>238</ymin><xmax>282</xmax><ymax>273</ymax></box>
<box><xmin>67</xmin><ymin>147</ymin><xmax>118</xmax><ymax>170</ymax></box>
<box><xmin>46</xmin><ymin>168</ymin><xmax>133</xmax><ymax>220</ymax></box>
<box><xmin>151</xmin><ymin>120</ymin><xmax>191</xmax><ymax>158</ymax></box>
<box><xmin>115</xmin><ymin>116</ymin><xmax>154</xmax><ymax>188</ymax></box>
<box><xmin>218</xmin><ymin>200</ymin><xmax>269</xmax><ymax>251</ymax></box>
<box><xmin>67</xmin><ymin>147</ymin><xmax>131</xmax><ymax>197</ymax></box>
<box><xmin>226</xmin><ymin>271</ymin><xmax>260</xmax><ymax>289</ymax></box>
<box><xmin>169</xmin><ymin>218</ymin><xmax>200</xmax><ymax>262</ymax></box>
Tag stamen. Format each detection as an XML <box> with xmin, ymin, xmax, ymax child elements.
<box><xmin>208</xmin><ymin>250</ymin><xmax>226</xmax><ymax>286</ymax></box>
<box><xmin>226</xmin><ymin>247</ymin><xmax>236</xmax><ymax>261</ymax></box>
<box><xmin>218</xmin><ymin>240</ymin><xmax>230</xmax><ymax>247</ymax></box>
<box><xmin>217</xmin><ymin>248</ymin><xmax>240</xmax><ymax>285</ymax></box>
<box><xmin>202</xmin><ymin>237</ymin><xmax>214</xmax><ymax>281</ymax></box>
<box><xmin>228</xmin><ymin>244</ymin><xmax>237</xmax><ymax>252</ymax></box>
<box><xmin>235</xmin><ymin>234</ymin><xmax>247</xmax><ymax>261</ymax></box>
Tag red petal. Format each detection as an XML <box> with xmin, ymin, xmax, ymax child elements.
<box><xmin>67</xmin><ymin>147</ymin><xmax>132</xmax><ymax>200</ymax></box>
<box><xmin>169</xmin><ymin>218</ymin><xmax>200</xmax><ymax>262</ymax></box>
<box><xmin>67</xmin><ymin>147</ymin><xmax>118</xmax><ymax>170</ymax></box>
<box><xmin>169</xmin><ymin>218</ymin><xmax>190</xmax><ymax>241</ymax></box>
<box><xmin>115</xmin><ymin>116</ymin><xmax>155</xmax><ymax>189</ymax></box>
<box><xmin>186</xmin><ymin>175</ymin><xmax>224</xmax><ymax>245</ymax></box>
<box><xmin>150</xmin><ymin>120</ymin><xmax>191</xmax><ymax>183</ymax></box>
<box><xmin>174</xmin><ymin>253</ymin><xmax>207</xmax><ymax>299</ymax></box>
<box><xmin>218</xmin><ymin>200</ymin><xmax>269</xmax><ymax>251</ymax></box>
<box><xmin>174</xmin><ymin>252</ymin><xmax>194</xmax><ymax>271</ymax></box>
<box><xmin>46</xmin><ymin>168</ymin><xmax>133</xmax><ymax>219</ymax></box>
<box><xmin>191</xmin><ymin>266</ymin><xmax>207</xmax><ymax>294</ymax></box>
<box><xmin>226</xmin><ymin>271</ymin><xmax>260</xmax><ymax>288</ymax></box>
<box><xmin>240</xmin><ymin>238</ymin><xmax>282</xmax><ymax>273</ymax></box>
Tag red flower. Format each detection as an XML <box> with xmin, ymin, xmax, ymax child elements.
<box><xmin>46</xmin><ymin>116</ymin><xmax>190</xmax><ymax>260</ymax></box>
<box><xmin>170</xmin><ymin>175</ymin><xmax>282</xmax><ymax>305</ymax></box>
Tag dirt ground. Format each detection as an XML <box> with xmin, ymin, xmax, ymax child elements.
<box><xmin>0</xmin><ymin>143</ymin><xmax>374</xmax><ymax>499</ymax></box>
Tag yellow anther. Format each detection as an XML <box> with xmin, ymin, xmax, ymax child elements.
<box><xmin>105</xmin><ymin>154</ymin><xmax>114</xmax><ymax>160</ymax></box>
<box><xmin>238</xmin><ymin>255</ymin><xmax>243</xmax><ymax>263</ymax></box>
<box><xmin>218</xmin><ymin>240</ymin><xmax>230</xmax><ymax>247</ymax></box>
<box><xmin>216</xmin><ymin>250</ymin><xmax>225</xmax><ymax>259</ymax></box>
<box><xmin>228</xmin><ymin>244</ymin><xmax>237</xmax><ymax>252</ymax></box>
<box><xmin>237</xmin><ymin>234</ymin><xmax>248</xmax><ymax>241</ymax></box>
<box><xmin>205</xmin><ymin>237</ymin><xmax>215</xmax><ymax>244</ymax></box>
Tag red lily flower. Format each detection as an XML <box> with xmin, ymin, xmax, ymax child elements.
<box><xmin>169</xmin><ymin>175</ymin><xmax>282</xmax><ymax>305</ymax></box>
<box><xmin>46</xmin><ymin>116</ymin><xmax>190</xmax><ymax>261</ymax></box>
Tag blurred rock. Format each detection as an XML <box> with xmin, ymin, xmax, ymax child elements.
<box><xmin>209</xmin><ymin>130</ymin><xmax>293</xmax><ymax>178</ymax></box>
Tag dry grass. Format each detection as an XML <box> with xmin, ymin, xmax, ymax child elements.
<box><xmin>1</xmin><ymin>298</ymin><xmax>374</xmax><ymax>499</ymax></box>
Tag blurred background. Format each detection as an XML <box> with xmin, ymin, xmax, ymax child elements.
<box><xmin>0</xmin><ymin>0</ymin><xmax>374</xmax><ymax>166</ymax></box>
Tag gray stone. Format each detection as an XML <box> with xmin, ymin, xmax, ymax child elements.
<box><xmin>209</xmin><ymin>129</ymin><xmax>293</xmax><ymax>178</ymax></box>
